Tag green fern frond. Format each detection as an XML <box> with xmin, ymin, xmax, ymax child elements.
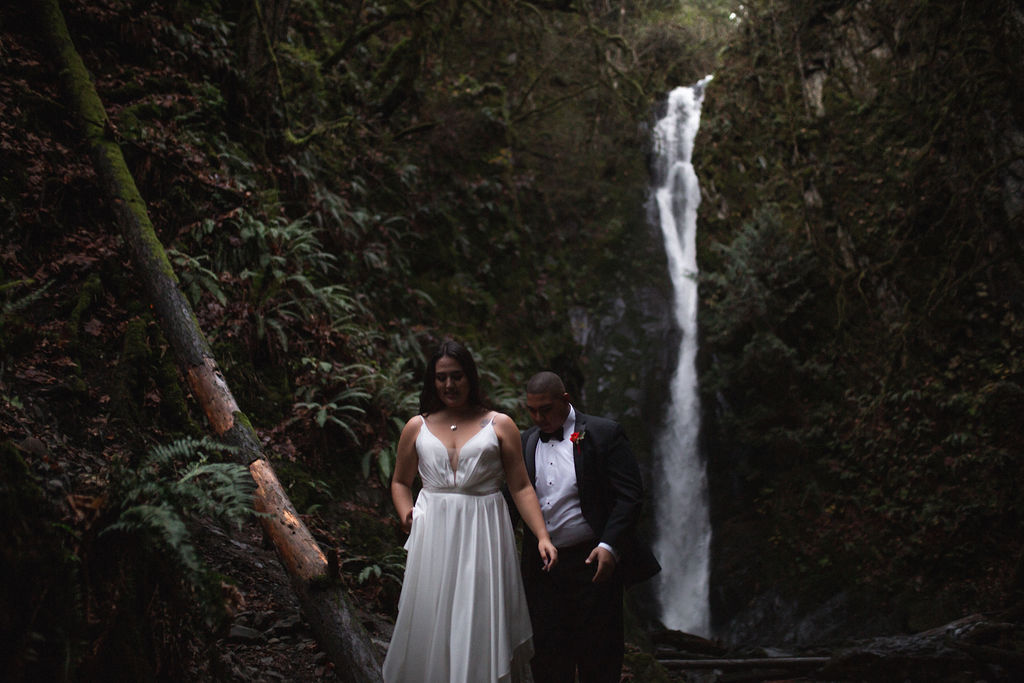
<box><xmin>105</xmin><ymin>503</ymin><xmax>202</xmax><ymax>575</ymax></box>
<box><xmin>103</xmin><ymin>436</ymin><xmax>253</xmax><ymax>592</ymax></box>
<box><xmin>2</xmin><ymin>278</ymin><xmax>54</xmax><ymax>316</ymax></box>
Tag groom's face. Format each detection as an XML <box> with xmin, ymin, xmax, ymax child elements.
<box><xmin>526</xmin><ymin>391</ymin><xmax>571</xmax><ymax>433</ymax></box>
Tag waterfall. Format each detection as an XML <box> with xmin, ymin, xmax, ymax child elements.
<box><xmin>651</xmin><ymin>76</ymin><xmax>713</xmax><ymax>636</ymax></box>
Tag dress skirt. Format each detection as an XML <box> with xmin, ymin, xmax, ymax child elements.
<box><xmin>382</xmin><ymin>488</ymin><xmax>534</xmax><ymax>682</ymax></box>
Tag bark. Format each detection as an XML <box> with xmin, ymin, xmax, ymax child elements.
<box><xmin>232</xmin><ymin>0</ymin><xmax>291</xmax><ymax>84</ymax></box>
<box><xmin>35</xmin><ymin>1</ymin><xmax>382</xmax><ymax>680</ymax></box>
<box><xmin>227</xmin><ymin>0</ymin><xmax>292</xmax><ymax>127</ymax></box>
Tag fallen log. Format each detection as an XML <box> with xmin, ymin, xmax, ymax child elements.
<box><xmin>35</xmin><ymin>1</ymin><xmax>381</xmax><ymax>680</ymax></box>
<box><xmin>658</xmin><ymin>656</ymin><xmax>829</xmax><ymax>671</ymax></box>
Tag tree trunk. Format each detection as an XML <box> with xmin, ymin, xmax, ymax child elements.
<box><xmin>231</xmin><ymin>0</ymin><xmax>291</xmax><ymax>84</ymax></box>
<box><xmin>35</xmin><ymin>1</ymin><xmax>382</xmax><ymax>680</ymax></box>
<box><xmin>226</xmin><ymin>0</ymin><xmax>292</xmax><ymax>128</ymax></box>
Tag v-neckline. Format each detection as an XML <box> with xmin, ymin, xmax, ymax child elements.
<box><xmin>419</xmin><ymin>413</ymin><xmax>491</xmax><ymax>456</ymax></box>
<box><xmin>421</xmin><ymin>414</ymin><xmax>494</xmax><ymax>476</ymax></box>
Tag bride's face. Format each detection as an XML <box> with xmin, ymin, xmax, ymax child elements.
<box><xmin>434</xmin><ymin>356</ymin><xmax>469</xmax><ymax>410</ymax></box>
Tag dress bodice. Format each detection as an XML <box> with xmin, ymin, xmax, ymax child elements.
<box><xmin>416</xmin><ymin>415</ymin><xmax>505</xmax><ymax>495</ymax></box>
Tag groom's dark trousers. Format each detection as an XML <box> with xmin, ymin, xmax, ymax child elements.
<box><xmin>522</xmin><ymin>538</ymin><xmax>624</xmax><ymax>683</ymax></box>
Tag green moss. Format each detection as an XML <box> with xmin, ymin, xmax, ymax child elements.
<box><xmin>156</xmin><ymin>337</ymin><xmax>193</xmax><ymax>432</ymax></box>
<box><xmin>120</xmin><ymin>108</ymin><xmax>144</xmax><ymax>142</ymax></box>
<box><xmin>63</xmin><ymin>374</ymin><xmax>88</xmax><ymax>397</ymax></box>
<box><xmin>110</xmin><ymin>317</ymin><xmax>149</xmax><ymax>428</ymax></box>
<box><xmin>68</xmin><ymin>273</ymin><xmax>103</xmax><ymax>343</ymax></box>
<box><xmin>622</xmin><ymin>651</ymin><xmax>671</xmax><ymax>683</ymax></box>
<box><xmin>51</xmin><ymin>16</ymin><xmax>178</xmax><ymax>285</ymax></box>
<box><xmin>122</xmin><ymin>317</ymin><xmax>150</xmax><ymax>366</ymax></box>
<box><xmin>107</xmin><ymin>78</ymin><xmax>146</xmax><ymax>101</ymax></box>
<box><xmin>0</xmin><ymin>440</ymin><xmax>35</xmax><ymax>495</ymax></box>
<box><xmin>232</xmin><ymin>410</ymin><xmax>254</xmax><ymax>434</ymax></box>
<box><xmin>112</xmin><ymin>318</ymin><xmax>197</xmax><ymax>433</ymax></box>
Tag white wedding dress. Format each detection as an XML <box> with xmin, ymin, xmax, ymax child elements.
<box><xmin>382</xmin><ymin>414</ymin><xmax>534</xmax><ymax>683</ymax></box>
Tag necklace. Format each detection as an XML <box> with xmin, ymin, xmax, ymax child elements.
<box><xmin>450</xmin><ymin>424</ymin><xmax>457</xmax><ymax>431</ymax></box>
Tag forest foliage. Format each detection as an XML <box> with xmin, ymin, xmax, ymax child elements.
<box><xmin>697</xmin><ymin>0</ymin><xmax>1024</xmax><ymax>625</ymax></box>
<box><xmin>1</xmin><ymin>0</ymin><xmax>1022</xmax><ymax>677</ymax></box>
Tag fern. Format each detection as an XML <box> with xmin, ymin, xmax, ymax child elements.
<box><xmin>106</xmin><ymin>503</ymin><xmax>202</xmax><ymax>574</ymax></box>
<box><xmin>103</xmin><ymin>436</ymin><xmax>255</xmax><ymax>588</ymax></box>
<box><xmin>166</xmin><ymin>248</ymin><xmax>227</xmax><ymax>307</ymax></box>
<box><xmin>292</xmin><ymin>359</ymin><xmax>373</xmax><ymax>441</ymax></box>
<box><xmin>1</xmin><ymin>278</ymin><xmax>54</xmax><ymax>323</ymax></box>
<box><xmin>349</xmin><ymin>548</ymin><xmax>407</xmax><ymax>587</ymax></box>
<box><xmin>362</xmin><ymin>357</ymin><xmax>421</xmax><ymax>485</ymax></box>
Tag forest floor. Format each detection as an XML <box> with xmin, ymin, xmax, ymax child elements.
<box><xmin>196</xmin><ymin>519</ymin><xmax>392</xmax><ymax>682</ymax></box>
<box><xmin>4</xmin><ymin>396</ymin><xmax>395</xmax><ymax>682</ymax></box>
<box><xmin>199</xmin><ymin>520</ymin><xmax>340</xmax><ymax>681</ymax></box>
<box><xmin>2</xmin><ymin>368</ymin><xmax>391</xmax><ymax>683</ymax></box>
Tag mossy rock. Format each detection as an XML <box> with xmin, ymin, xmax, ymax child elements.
<box><xmin>68</xmin><ymin>272</ymin><xmax>103</xmax><ymax>346</ymax></box>
<box><xmin>623</xmin><ymin>650</ymin><xmax>672</xmax><ymax>683</ymax></box>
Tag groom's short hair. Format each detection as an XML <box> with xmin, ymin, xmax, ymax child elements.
<box><xmin>526</xmin><ymin>371</ymin><xmax>565</xmax><ymax>397</ymax></box>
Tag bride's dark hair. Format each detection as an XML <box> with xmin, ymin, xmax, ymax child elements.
<box><xmin>419</xmin><ymin>340</ymin><xmax>485</xmax><ymax>414</ymax></box>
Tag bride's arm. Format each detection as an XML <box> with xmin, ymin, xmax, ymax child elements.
<box><xmin>495</xmin><ymin>413</ymin><xmax>558</xmax><ymax>570</ymax></box>
<box><xmin>391</xmin><ymin>416</ymin><xmax>422</xmax><ymax>533</ymax></box>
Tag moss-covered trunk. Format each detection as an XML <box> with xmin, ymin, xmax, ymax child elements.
<box><xmin>35</xmin><ymin>0</ymin><xmax>382</xmax><ymax>679</ymax></box>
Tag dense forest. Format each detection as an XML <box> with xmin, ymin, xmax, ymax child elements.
<box><xmin>2</xmin><ymin>0</ymin><xmax>1022</xmax><ymax>681</ymax></box>
<box><xmin>699</xmin><ymin>0</ymin><xmax>1024</xmax><ymax>644</ymax></box>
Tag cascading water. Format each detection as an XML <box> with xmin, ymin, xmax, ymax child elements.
<box><xmin>651</xmin><ymin>76</ymin><xmax>713</xmax><ymax>636</ymax></box>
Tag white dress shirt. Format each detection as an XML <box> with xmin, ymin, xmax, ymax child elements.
<box><xmin>534</xmin><ymin>406</ymin><xmax>616</xmax><ymax>558</ymax></box>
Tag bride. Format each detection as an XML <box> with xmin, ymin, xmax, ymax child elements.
<box><xmin>382</xmin><ymin>340</ymin><xmax>557</xmax><ymax>682</ymax></box>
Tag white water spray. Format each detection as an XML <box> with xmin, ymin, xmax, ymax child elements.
<box><xmin>651</xmin><ymin>77</ymin><xmax>713</xmax><ymax>636</ymax></box>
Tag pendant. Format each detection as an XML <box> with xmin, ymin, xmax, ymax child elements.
<box><xmin>450</xmin><ymin>424</ymin><xmax>457</xmax><ymax>431</ymax></box>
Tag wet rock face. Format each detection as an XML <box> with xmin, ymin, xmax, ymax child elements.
<box><xmin>573</xmin><ymin>284</ymin><xmax>677</xmax><ymax>465</ymax></box>
<box><xmin>818</xmin><ymin>611</ymin><xmax>1024</xmax><ymax>682</ymax></box>
<box><xmin>652</xmin><ymin>609</ymin><xmax>1024</xmax><ymax>682</ymax></box>
<box><xmin>714</xmin><ymin>588</ymin><xmax>902</xmax><ymax>650</ymax></box>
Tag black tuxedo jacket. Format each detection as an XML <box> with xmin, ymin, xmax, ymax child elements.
<box><xmin>519</xmin><ymin>411</ymin><xmax>660</xmax><ymax>586</ymax></box>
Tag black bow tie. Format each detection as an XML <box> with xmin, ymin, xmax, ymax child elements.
<box><xmin>539</xmin><ymin>429</ymin><xmax>562</xmax><ymax>442</ymax></box>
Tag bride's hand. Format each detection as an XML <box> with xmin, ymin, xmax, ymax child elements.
<box><xmin>401</xmin><ymin>508</ymin><xmax>414</xmax><ymax>534</ymax></box>
<box><xmin>538</xmin><ymin>539</ymin><xmax>558</xmax><ymax>571</ymax></box>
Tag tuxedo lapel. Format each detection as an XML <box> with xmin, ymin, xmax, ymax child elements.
<box><xmin>572</xmin><ymin>413</ymin><xmax>587</xmax><ymax>489</ymax></box>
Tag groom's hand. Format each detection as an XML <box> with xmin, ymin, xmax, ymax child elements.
<box><xmin>586</xmin><ymin>546</ymin><xmax>616</xmax><ymax>583</ymax></box>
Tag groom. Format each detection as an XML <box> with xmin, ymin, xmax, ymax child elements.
<box><xmin>518</xmin><ymin>371</ymin><xmax>660</xmax><ymax>683</ymax></box>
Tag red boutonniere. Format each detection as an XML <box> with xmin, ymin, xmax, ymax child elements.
<box><xmin>570</xmin><ymin>431</ymin><xmax>585</xmax><ymax>452</ymax></box>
